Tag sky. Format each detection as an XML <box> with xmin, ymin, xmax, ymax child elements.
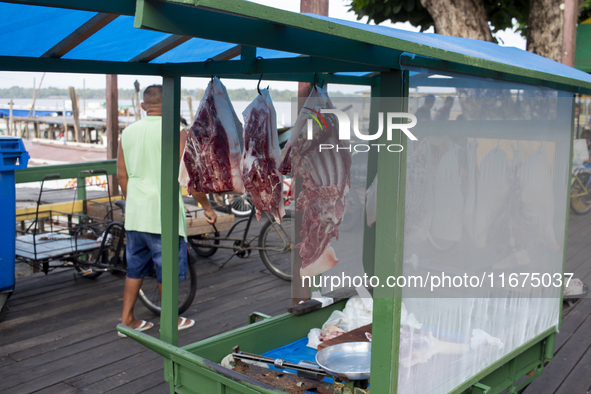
<box><xmin>0</xmin><ymin>0</ymin><xmax>527</xmax><ymax>94</ymax></box>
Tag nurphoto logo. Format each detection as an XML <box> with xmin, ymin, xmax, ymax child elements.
<box><xmin>304</xmin><ymin>108</ymin><xmax>418</xmax><ymax>152</ymax></box>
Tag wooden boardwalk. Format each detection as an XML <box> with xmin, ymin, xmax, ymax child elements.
<box><xmin>522</xmin><ymin>212</ymin><xmax>591</xmax><ymax>394</ymax></box>
<box><xmin>0</xmin><ymin>218</ymin><xmax>292</xmax><ymax>393</ymax></box>
<box><xmin>1</xmin><ymin>212</ymin><xmax>591</xmax><ymax>393</ymax></box>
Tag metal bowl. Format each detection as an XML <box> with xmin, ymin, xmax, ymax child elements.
<box><xmin>315</xmin><ymin>341</ymin><xmax>371</xmax><ymax>380</ymax></box>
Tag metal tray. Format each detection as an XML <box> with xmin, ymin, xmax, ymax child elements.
<box><xmin>315</xmin><ymin>341</ymin><xmax>371</xmax><ymax>380</ymax></box>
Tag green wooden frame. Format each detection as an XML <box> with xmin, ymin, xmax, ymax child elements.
<box><xmin>4</xmin><ymin>0</ymin><xmax>581</xmax><ymax>392</ymax></box>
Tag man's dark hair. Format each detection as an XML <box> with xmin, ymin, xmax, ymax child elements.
<box><xmin>424</xmin><ymin>94</ymin><xmax>435</xmax><ymax>105</ymax></box>
<box><xmin>445</xmin><ymin>96</ymin><xmax>454</xmax><ymax>104</ymax></box>
<box><xmin>143</xmin><ymin>85</ymin><xmax>162</xmax><ymax>105</ymax></box>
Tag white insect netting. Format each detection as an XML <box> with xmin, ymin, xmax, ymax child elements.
<box><xmin>398</xmin><ymin>70</ymin><xmax>572</xmax><ymax>394</ymax></box>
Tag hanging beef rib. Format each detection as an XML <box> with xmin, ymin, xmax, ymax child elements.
<box><xmin>279</xmin><ymin>86</ymin><xmax>351</xmax><ymax>278</ymax></box>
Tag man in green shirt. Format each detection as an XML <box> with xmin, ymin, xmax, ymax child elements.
<box><xmin>117</xmin><ymin>85</ymin><xmax>217</xmax><ymax>334</ymax></box>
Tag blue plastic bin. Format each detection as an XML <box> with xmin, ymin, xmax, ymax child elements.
<box><xmin>0</xmin><ymin>137</ymin><xmax>29</xmax><ymax>294</ymax></box>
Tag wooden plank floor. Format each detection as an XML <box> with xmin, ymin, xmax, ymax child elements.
<box><xmin>0</xmin><ymin>217</ymin><xmax>292</xmax><ymax>394</ymax></box>
<box><xmin>522</xmin><ymin>212</ymin><xmax>591</xmax><ymax>394</ymax></box>
<box><xmin>2</xmin><ymin>211</ymin><xmax>591</xmax><ymax>393</ymax></box>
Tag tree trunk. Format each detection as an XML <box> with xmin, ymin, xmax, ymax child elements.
<box><xmin>420</xmin><ymin>0</ymin><xmax>493</xmax><ymax>41</ymax></box>
<box><xmin>527</xmin><ymin>0</ymin><xmax>563</xmax><ymax>62</ymax></box>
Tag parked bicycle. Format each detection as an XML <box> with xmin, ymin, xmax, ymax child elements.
<box><xmin>571</xmin><ymin>163</ymin><xmax>591</xmax><ymax>215</ymax></box>
<box><xmin>210</xmin><ymin>178</ymin><xmax>295</xmax><ymax>217</ymax></box>
<box><xmin>189</xmin><ymin>194</ymin><xmax>294</xmax><ymax>281</ymax></box>
<box><xmin>14</xmin><ymin>171</ymin><xmax>197</xmax><ymax>315</ymax></box>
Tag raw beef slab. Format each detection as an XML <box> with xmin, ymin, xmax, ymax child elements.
<box><xmin>241</xmin><ymin>89</ymin><xmax>285</xmax><ymax>222</ymax></box>
<box><xmin>181</xmin><ymin>77</ymin><xmax>244</xmax><ymax>194</ymax></box>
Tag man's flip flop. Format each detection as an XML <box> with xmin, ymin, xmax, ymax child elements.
<box><xmin>118</xmin><ymin>320</ymin><xmax>154</xmax><ymax>338</ymax></box>
<box><xmin>178</xmin><ymin>317</ymin><xmax>195</xmax><ymax>331</ymax></box>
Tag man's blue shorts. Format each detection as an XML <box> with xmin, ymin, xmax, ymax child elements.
<box><xmin>126</xmin><ymin>231</ymin><xmax>188</xmax><ymax>284</ymax></box>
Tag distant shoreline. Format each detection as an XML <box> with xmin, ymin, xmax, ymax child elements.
<box><xmin>0</xmin><ymin>86</ymin><xmax>360</xmax><ymax>103</ymax></box>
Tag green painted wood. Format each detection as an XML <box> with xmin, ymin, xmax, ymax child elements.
<box><xmin>362</xmin><ymin>79</ymin><xmax>380</xmax><ymax>277</ymax></box>
<box><xmin>575</xmin><ymin>24</ymin><xmax>591</xmax><ymax>73</ymax></box>
<box><xmin>0</xmin><ymin>56</ymin><xmax>374</xmax><ymax>85</ymax></box>
<box><xmin>161</xmin><ymin>76</ymin><xmax>181</xmax><ymax>351</ymax></box>
<box><xmin>163</xmin><ymin>0</ymin><xmax>591</xmax><ymax>93</ymax></box>
<box><xmin>160</xmin><ymin>57</ymin><xmax>387</xmax><ymax>77</ymax></box>
<box><xmin>449</xmin><ymin>327</ymin><xmax>556</xmax><ymax>394</ymax></box>
<box><xmin>370</xmin><ymin>70</ymin><xmax>406</xmax><ymax>394</ymax></box>
<box><xmin>0</xmin><ymin>56</ymin><xmax>161</xmax><ymax>76</ymax></box>
<box><xmin>134</xmin><ymin>0</ymin><xmax>404</xmax><ymax>70</ymax></box>
<box><xmin>15</xmin><ymin>160</ymin><xmax>117</xmax><ymax>183</ymax></box>
<box><xmin>558</xmin><ymin>94</ymin><xmax>576</xmax><ymax>330</ymax></box>
<box><xmin>183</xmin><ymin>301</ymin><xmax>346</xmax><ymax>362</ymax></box>
<box><xmin>240</xmin><ymin>45</ymin><xmax>256</xmax><ymax>74</ymax></box>
<box><xmin>161</xmin><ymin>76</ymin><xmax>181</xmax><ymax>389</ymax></box>
<box><xmin>115</xmin><ymin>325</ymin><xmax>283</xmax><ymax>393</ymax></box>
<box><xmin>401</xmin><ymin>54</ymin><xmax>591</xmax><ymax>95</ymax></box>
<box><xmin>199</xmin><ymin>72</ymin><xmax>374</xmax><ymax>86</ymax></box>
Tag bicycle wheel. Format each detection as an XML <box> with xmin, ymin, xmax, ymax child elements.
<box><xmin>571</xmin><ymin>173</ymin><xmax>591</xmax><ymax>215</ymax></box>
<box><xmin>208</xmin><ymin>193</ymin><xmax>231</xmax><ymax>214</ymax></box>
<box><xmin>229</xmin><ymin>193</ymin><xmax>253</xmax><ymax>217</ymax></box>
<box><xmin>259</xmin><ymin>211</ymin><xmax>294</xmax><ymax>281</ymax></box>
<box><xmin>188</xmin><ymin>231</ymin><xmax>220</xmax><ymax>257</ymax></box>
<box><xmin>72</xmin><ymin>225</ymin><xmax>104</xmax><ymax>279</ymax></box>
<box><xmin>138</xmin><ymin>250</ymin><xmax>197</xmax><ymax>315</ymax></box>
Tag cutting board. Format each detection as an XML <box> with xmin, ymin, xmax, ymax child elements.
<box><xmin>317</xmin><ymin>324</ymin><xmax>372</xmax><ymax>351</ymax></box>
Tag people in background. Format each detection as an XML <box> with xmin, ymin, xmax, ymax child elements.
<box><xmin>117</xmin><ymin>85</ymin><xmax>217</xmax><ymax>336</ymax></box>
<box><xmin>434</xmin><ymin>96</ymin><xmax>455</xmax><ymax>121</ymax></box>
<box><xmin>415</xmin><ymin>94</ymin><xmax>435</xmax><ymax>122</ymax></box>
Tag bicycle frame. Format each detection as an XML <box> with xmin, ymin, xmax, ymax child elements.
<box><xmin>572</xmin><ymin>166</ymin><xmax>591</xmax><ymax>198</ymax></box>
<box><xmin>203</xmin><ymin>209</ymin><xmax>288</xmax><ymax>253</ymax></box>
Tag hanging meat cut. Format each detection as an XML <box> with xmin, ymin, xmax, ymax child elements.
<box><xmin>179</xmin><ymin>77</ymin><xmax>245</xmax><ymax>194</ymax></box>
<box><xmin>241</xmin><ymin>89</ymin><xmax>285</xmax><ymax>223</ymax></box>
<box><xmin>279</xmin><ymin>86</ymin><xmax>352</xmax><ymax>278</ymax></box>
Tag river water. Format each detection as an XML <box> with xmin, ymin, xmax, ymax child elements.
<box><xmin>0</xmin><ymin>98</ymin><xmax>294</xmax><ymax>128</ymax></box>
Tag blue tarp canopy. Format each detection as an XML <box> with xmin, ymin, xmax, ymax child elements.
<box><xmin>0</xmin><ymin>0</ymin><xmax>590</xmax><ymax>93</ymax></box>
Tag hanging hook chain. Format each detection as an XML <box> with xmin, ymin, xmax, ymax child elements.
<box><xmin>257</xmin><ymin>74</ymin><xmax>264</xmax><ymax>95</ymax></box>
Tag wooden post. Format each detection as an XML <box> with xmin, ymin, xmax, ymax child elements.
<box><xmin>106</xmin><ymin>75</ymin><xmax>119</xmax><ymax>195</ymax></box>
<box><xmin>134</xmin><ymin>80</ymin><xmax>141</xmax><ymax>121</ymax></box>
<box><xmin>161</xmin><ymin>76</ymin><xmax>181</xmax><ymax>391</ymax></box>
<box><xmin>298</xmin><ymin>0</ymin><xmax>328</xmax><ymax>106</ymax></box>
<box><xmin>186</xmin><ymin>96</ymin><xmax>193</xmax><ymax>120</ymax></box>
<box><xmin>562</xmin><ymin>0</ymin><xmax>577</xmax><ymax>67</ymax></box>
<box><xmin>69</xmin><ymin>87</ymin><xmax>82</xmax><ymax>142</ymax></box>
<box><xmin>62</xmin><ymin>98</ymin><xmax>68</xmax><ymax>140</ymax></box>
<box><xmin>27</xmin><ymin>73</ymin><xmax>44</xmax><ymax>120</ymax></box>
<box><xmin>291</xmin><ymin>0</ymin><xmax>329</xmax><ymax>303</ymax></box>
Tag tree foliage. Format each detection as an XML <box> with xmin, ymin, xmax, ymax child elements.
<box><xmin>349</xmin><ymin>0</ymin><xmax>590</xmax><ymax>41</ymax></box>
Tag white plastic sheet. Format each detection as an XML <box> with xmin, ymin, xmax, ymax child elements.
<box><xmin>399</xmin><ymin>70</ymin><xmax>571</xmax><ymax>394</ymax></box>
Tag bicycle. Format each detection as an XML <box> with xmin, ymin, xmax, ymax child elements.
<box><xmin>14</xmin><ymin>171</ymin><xmax>197</xmax><ymax>316</ymax></box>
<box><xmin>188</xmin><ymin>195</ymin><xmax>294</xmax><ymax>281</ymax></box>
<box><xmin>571</xmin><ymin>163</ymin><xmax>591</xmax><ymax>215</ymax></box>
<box><xmin>210</xmin><ymin>177</ymin><xmax>296</xmax><ymax>217</ymax></box>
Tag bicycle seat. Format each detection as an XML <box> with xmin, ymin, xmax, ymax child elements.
<box><xmin>114</xmin><ymin>200</ymin><xmax>126</xmax><ymax>212</ymax></box>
